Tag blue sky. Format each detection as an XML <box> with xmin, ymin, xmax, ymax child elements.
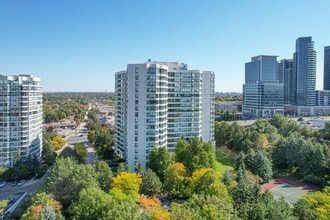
<box><xmin>0</xmin><ymin>0</ymin><xmax>329</xmax><ymax>92</ymax></box>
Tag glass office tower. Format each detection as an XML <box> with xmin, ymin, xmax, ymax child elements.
<box><xmin>243</xmin><ymin>55</ymin><xmax>284</xmax><ymax>118</ymax></box>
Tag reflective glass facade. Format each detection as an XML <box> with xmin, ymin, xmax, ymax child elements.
<box><xmin>243</xmin><ymin>56</ymin><xmax>284</xmax><ymax>118</ymax></box>
<box><xmin>245</xmin><ymin>56</ymin><xmax>278</xmax><ymax>81</ymax></box>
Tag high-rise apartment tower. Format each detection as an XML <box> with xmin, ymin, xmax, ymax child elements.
<box><xmin>0</xmin><ymin>75</ymin><xmax>43</xmax><ymax>168</ymax></box>
<box><xmin>323</xmin><ymin>46</ymin><xmax>330</xmax><ymax>90</ymax></box>
<box><xmin>115</xmin><ymin>61</ymin><xmax>215</xmax><ymax>171</ymax></box>
<box><xmin>278</xmin><ymin>59</ymin><xmax>294</xmax><ymax>104</ymax></box>
<box><xmin>293</xmin><ymin>37</ymin><xmax>316</xmax><ymax>106</ymax></box>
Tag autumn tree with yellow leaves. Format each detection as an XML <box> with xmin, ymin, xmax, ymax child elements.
<box><xmin>51</xmin><ymin>135</ymin><xmax>67</xmax><ymax>150</ymax></box>
<box><xmin>111</xmin><ymin>171</ymin><xmax>142</xmax><ymax>199</ymax></box>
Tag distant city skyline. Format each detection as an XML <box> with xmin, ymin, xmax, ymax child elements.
<box><xmin>0</xmin><ymin>1</ymin><xmax>330</xmax><ymax>92</ymax></box>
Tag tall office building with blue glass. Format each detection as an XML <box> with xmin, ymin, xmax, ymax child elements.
<box><xmin>243</xmin><ymin>55</ymin><xmax>284</xmax><ymax>118</ymax></box>
<box><xmin>293</xmin><ymin>37</ymin><xmax>316</xmax><ymax>106</ymax></box>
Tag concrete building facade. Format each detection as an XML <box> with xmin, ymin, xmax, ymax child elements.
<box><xmin>0</xmin><ymin>75</ymin><xmax>43</xmax><ymax>168</ymax></box>
<box><xmin>115</xmin><ymin>61</ymin><xmax>215</xmax><ymax>171</ymax></box>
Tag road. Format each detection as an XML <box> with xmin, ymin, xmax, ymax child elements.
<box><xmin>65</xmin><ymin>121</ymin><xmax>89</xmax><ymax>145</ymax></box>
<box><xmin>86</xmin><ymin>146</ymin><xmax>98</xmax><ymax>166</ymax></box>
<box><xmin>63</xmin><ymin>121</ymin><xmax>98</xmax><ymax>166</ymax></box>
<box><xmin>0</xmin><ymin>174</ymin><xmax>47</xmax><ymax>201</ymax></box>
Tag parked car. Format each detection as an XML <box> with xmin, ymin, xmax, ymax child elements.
<box><xmin>8</xmin><ymin>198</ymin><xmax>16</xmax><ymax>205</ymax></box>
<box><xmin>17</xmin><ymin>180</ymin><xmax>26</xmax><ymax>186</ymax></box>
<box><xmin>0</xmin><ymin>181</ymin><xmax>6</xmax><ymax>187</ymax></box>
<box><xmin>11</xmin><ymin>181</ymin><xmax>18</xmax><ymax>187</ymax></box>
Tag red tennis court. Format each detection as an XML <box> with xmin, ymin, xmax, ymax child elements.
<box><xmin>261</xmin><ymin>177</ymin><xmax>318</xmax><ymax>205</ymax></box>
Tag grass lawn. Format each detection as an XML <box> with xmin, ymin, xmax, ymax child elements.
<box><xmin>215</xmin><ymin>148</ymin><xmax>235</xmax><ymax>173</ymax></box>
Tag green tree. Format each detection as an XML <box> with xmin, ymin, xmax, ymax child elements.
<box><xmin>247</xmin><ymin>119</ymin><xmax>279</xmax><ymax>144</ymax></box>
<box><xmin>222</xmin><ymin>170</ymin><xmax>233</xmax><ymax>187</ymax></box>
<box><xmin>233</xmin><ymin>168</ymin><xmax>260</xmax><ymax>206</ymax></box>
<box><xmin>234</xmin><ymin>151</ymin><xmax>246</xmax><ymax>171</ymax></box>
<box><xmin>94</xmin><ymin>130</ymin><xmax>115</xmax><ymax>159</ymax></box>
<box><xmin>247</xmin><ymin>191</ymin><xmax>296</xmax><ymax>220</ymax></box>
<box><xmin>95</xmin><ymin>161</ymin><xmax>113</xmax><ymax>192</ymax></box>
<box><xmin>147</xmin><ymin>147</ymin><xmax>172</xmax><ymax>182</ymax></box>
<box><xmin>140</xmin><ymin>169</ymin><xmax>162</xmax><ymax>197</ymax></box>
<box><xmin>252</xmin><ymin>150</ymin><xmax>272</xmax><ymax>182</ymax></box>
<box><xmin>70</xmin><ymin>186</ymin><xmax>114</xmax><ymax>220</ymax></box>
<box><xmin>87</xmin><ymin>109</ymin><xmax>99</xmax><ymax>123</ymax></box>
<box><xmin>42</xmin><ymin>139</ymin><xmax>57</xmax><ymax>166</ymax></box>
<box><xmin>193</xmin><ymin>170</ymin><xmax>232</xmax><ymax>203</ymax></box>
<box><xmin>35</xmin><ymin>164</ymin><xmax>49</xmax><ymax>178</ymax></box>
<box><xmin>10</xmin><ymin>160</ymin><xmax>33</xmax><ymax>181</ymax></box>
<box><xmin>216</xmin><ymin>122</ymin><xmax>253</xmax><ymax>151</ymax></box>
<box><xmin>301</xmin><ymin>142</ymin><xmax>329</xmax><ymax>176</ymax></box>
<box><xmin>293</xmin><ymin>198</ymin><xmax>317</xmax><ymax>220</ymax></box>
<box><xmin>71</xmin><ymin>186</ymin><xmax>141</xmax><ymax>220</ymax></box>
<box><xmin>269</xmin><ymin>115</ymin><xmax>301</xmax><ymax>137</ymax></box>
<box><xmin>170</xmin><ymin>202</ymin><xmax>200</xmax><ymax>220</ymax></box>
<box><xmin>271</xmin><ymin>136</ymin><xmax>288</xmax><ymax>168</ymax></box>
<box><xmin>295</xmin><ymin>185</ymin><xmax>330</xmax><ymax>220</ymax></box>
<box><xmin>164</xmin><ymin>163</ymin><xmax>187</xmax><ymax>198</ymax></box>
<box><xmin>174</xmin><ymin>137</ymin><xmax>216</xmax><ymax>174</ymax></box>
<box><xmin>59</xmin><ymin>147</ymin><xmax>84</xmax><ymax>164</ymax></box>
<box><xmin>244</xmin><ymin>148</ymin><xmax>256</xmax><ymax>169</ymax></box>
<box><xmin>214</xmin><ymin>121</ymin><xmax>231</xmax><ymax>146</ymax></box>
<box><xmin>0</xmin><ymin>200</ymin><xmax>9</xmax><ymax>215</ymax></box>
<box><xmin>272</xmin><ymin>133</ymin><xmax>330</xmax><ymax>185</ymax></box>
<box><xmin>74</xmin><ymin>144</ymin><xmax>87</xmax><ymax>164</ymax></box>
<box><xmin>43</xmin><ymin>157</ymin><xmax>99</xmax><ymax>210</ymax></box>
<box><xmin>171</xmin><ymin>194</ymin><xmax>236</xmax><ymax>220</ymax></box>
<box><xmin>117</xmin><ymin>163</ymin><xmax>126</xmax><ymax>173</ymax></box>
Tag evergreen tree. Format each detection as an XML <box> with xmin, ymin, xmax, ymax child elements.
<box><xmin>140</xmin><ymin>169</ymin><xmax>162</xmax><ymax>197</ymax></box>
<box><xmin>222</xmin><ymin>170</ymin><xmax>233</xmax><ymax>187</ymax></box>
<box><xmin>253</xmin><ymin>150</ymin><xmax>272</xmax><ymax>182</ymax></box>
<box><xmin>117</xmin><ymin>163</ymin><xmax>126</xmax><ymax>174</ymax></box>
